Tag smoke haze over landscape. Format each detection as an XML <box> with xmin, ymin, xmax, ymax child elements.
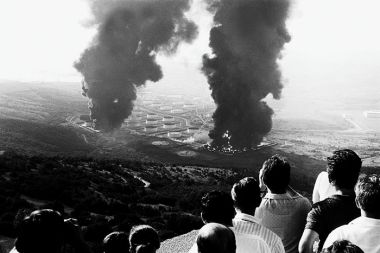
<box><xmin>202</xmin><ymin>0</ymin><xmax>290</xmax><ymax>149</ymax></box>
<box><xmin>74</xmin><ymin>0</ymin><xmax>198</xmax><ymax>131</ymax></box>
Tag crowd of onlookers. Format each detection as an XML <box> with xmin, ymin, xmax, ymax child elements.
<box><xmin>2</xmin><ymin>148</ymin><xmax>380</xmax><ymax>253</ymax></box>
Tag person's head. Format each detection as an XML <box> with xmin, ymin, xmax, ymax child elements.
<box><xmin>355</xmin><ymin>174</ymin><xmax>380</xmax><ymax>218</ymax></box>
<box><xmin>15</xmin><ymin>209</ymin><xmax>65</xmax><ymax>253</ymax></box>
<box><xmin>327</xmin><ymin>149</ymin><xmax>361</xmax><ymax>190</ymax></box>
<box><xmin>260</xmin><ymin>155</ymin><xmax>290</xmax><ymax>194</ymax></box>
<box><xmin>201</xmin><ymin>191</ymin><xmax>235</xmax><ymax>226</ymax></box>
<box><xmin>196</xmin><ymin>223</ymin><xmax>236</xmax><ymax>253</ymax></box>
<box><xmin>103</xmin><ymin>231</ymin><xmax>129</xmax><ymax>253</ymax></box>
<box><xmin>129</xmin><ymin>225</ymin><xmax>160</xmax><ymax>253</ymax></box>
<box><xmin>322</xmin><ymin>240</ymin><xmax>364</xmax><ymax>253</ymax></box>
<box><xmin>231</xmin><ymin>177</ymin><xmax>261</xmax><ymax>215</ymax></box>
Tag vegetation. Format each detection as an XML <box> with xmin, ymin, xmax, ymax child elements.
<box><xmin>0</xmin><ymin>151</ymin><xmax>240</xmax><ymax>252</ymax></box>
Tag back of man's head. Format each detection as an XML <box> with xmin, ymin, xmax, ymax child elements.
<box><xmin>196</xmin><ymin>223</ymin><xmax>236</xmax><ymax>253</ymax></box>
<box><xmin>322</xmin><ymin>240</ymin><xmax>364</xmax><ymax>253</ymax></box>
<box><xmin>201</xmin><ymin>191</ymin><xmax>235</xmax><ymax>226</ymax></box>
<box><xmin>15</xmin><ymin>209</ymin><xmax>65</xmax><ymax>253</ymax></box>
<box><xmin>355</xmin><ymin>174</ymin><xmax>380</xmax><ymax>216</ymax></box>
<box><xmin>260</xmin><ymin>155</ymin><xmax>290</xmax><ymax>194</ymax></box>
<box><xmin>327</xmin><ymin>149</ymin><xmax>361</xmax><ymax>190</ymax></box>
<box><xmin>103</xmin><ymin>231</ymin><xmax>129</xmax><ymax>253</ymax></box>
<box><xmin>231</xmin><ymin>177</ymin><xmax>261</xmax><ymax>214</ymax></box>
<box><xmin>129</xmin><ymin>225</ymin><xmax>160</xmax><ymax>253</ymax></box>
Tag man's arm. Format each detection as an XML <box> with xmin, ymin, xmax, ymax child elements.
<box><xmin>299</xmin><ymin>229</ymin><xmax>319</xmax><ymax>253</ymax></box>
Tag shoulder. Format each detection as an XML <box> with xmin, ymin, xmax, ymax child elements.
<box><xmin>158</xmin><ymin>229</ymin><xmax>199</xmax><ymax>253</ymax></box>
<box><xmin>323</xmin><ymin>225</ymin><xmax>347</xmax><ymax>249</ymax></box>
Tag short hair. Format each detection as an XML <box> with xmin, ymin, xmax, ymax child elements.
<box><xmin>129</xmin><ymin>225</ymin><xmax>160</xmax><ymax>253</ymax></box>
<box><xmin>355</xmin><ymin>174</ymin><xmax>380</xmax><ymax>214</ymax></box>
<box><xmin>231</xmin><ymin>177</ymin><xmax>261</xmax><ymax>213</ymax></box>
<box><xmin>103</xmin><ymin>231</ymin><xmax>129</xmax><ymax>253</ymax></box>
<box><xmin>15</xmin><ymin>209</ymin><xmax>65</xmax><ymax>253</ymax></box>
<box><xmin>322</xmin><ymin>240</ymin><xmax>364</xmax><ymax>253</ymax></box>
<box><xmin>261</xmin><ymin>155</ymin><xmax>290</xmax><ymax>193</ymax></box>
<box><xmin>197</xmin><ymin>223</ymin><xmax>236</xmax><ymax>253</ymax></box>
<box><xmin>327</xmin><ymin>149</ymin><xmax>362</xmax><ymax>189</ymax></box>
<box><xmin>201</xmin><ymin>191</ymin><xmax>235</xmax><ymax>226</ymax></box>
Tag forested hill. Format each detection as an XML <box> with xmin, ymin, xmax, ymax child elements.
<box><xmin>0</xmin><ymin>151</ymin><xmax>239</xmax><ymax>252</ymax></box>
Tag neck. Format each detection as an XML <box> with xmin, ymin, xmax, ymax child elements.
<box><xmin>267</xmin><ymin>188</ymin><xmax>286</xmax><ymax>194</ymax></box>
<box><xmin>236</xmin><ymin>208</ymin><xmax>255</xmax><ymax>216</ymax></box>
<box><xmin>331</xmin><ymin>185</ymin><xmax>354</xmax><ymax>196</ymax></box>
<box><xmin>362</xmin><ymin>210</ymin><xmax>380</xmax><ymax>219</ymax></box>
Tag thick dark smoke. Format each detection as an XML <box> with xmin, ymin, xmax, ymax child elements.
<box><xmin>203</xmin><ymin>0</ymin><xmax>291</xmax><ymax>149</ymax></box>
<box><xmin>75</xmin><ymin>0</ymin><xmax>197</xmax><ymax>131</ymax></box>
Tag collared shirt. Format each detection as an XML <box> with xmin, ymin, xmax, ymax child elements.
<box><xmin>323</xmin><ymin>216</ymin><xmax>380</xmax><ymax>253</ymax></box>
<box><xmin>255</xmin><ymin>187</ymin><xmax>311</xmax><ymax>253</ymax></box>
<box><xmin>233</xmin><ymin>212</ymin><xmax>285</xmax><ymax>253</ymax></box>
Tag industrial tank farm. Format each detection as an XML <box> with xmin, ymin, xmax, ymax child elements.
<box><xmin>118</xmin><ymin>87</ymin><xmax>215</xmax><ymax>146</ymax></box>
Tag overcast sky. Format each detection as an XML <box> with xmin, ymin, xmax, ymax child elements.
<box><xmin>0</xmin><ymin>0</ymin><xmax>379</xmax><ymax>106</ymax></box>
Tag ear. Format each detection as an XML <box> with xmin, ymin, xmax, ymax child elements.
<box><xmin>201</xmin><ymin>212</ymin><xmax>207</xmax><ymax>224</ymax></box>
<box><xmin>355</xmin><ymin>197</ymin><xmax>361</xmax><ymax>209</ymax></box>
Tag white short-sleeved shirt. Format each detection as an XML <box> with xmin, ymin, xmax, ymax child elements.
<box><xmin>323</xmin><ymin>216</ymin><xmax>380</xmax><ymax>253</ymax></box>
<box><xmin>312</xmin><ymin>171</ymin><xmax>335</xmax><ymax>203</ymax></box>
<box><xmin>255</xmin><ymin>187</ymin><xmax>311</xmax><ymax>253</ymax></box>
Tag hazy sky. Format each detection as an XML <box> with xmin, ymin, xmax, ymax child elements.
<box><xmin>0</xmin><ymin>0</ymin><xmax>379</xmax><ymax>104</ymax></box>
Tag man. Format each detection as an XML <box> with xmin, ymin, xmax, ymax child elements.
<box><xmin>10</xmin><ymin>209</ymin><xmax>91</xmax><ymax>253</ymax></box>
<box><xmin>158</xmin><ymin>191</ymin><xmax>234</xmax><ymax>253</ymax></box>
<box><xmin>255</xmin><ymin>155</ymin><xmax>311</xmax><ymax>253</ymax></box>
<box><xmin>103</xmin><ymin>232</ymin><xmax>129</xmax><ymax>253</ymax></box>
<box><xmin>299</xmin><ymin>149</ymin><xmax>362</xmax><ymax>253</ymax></box>
<box><xmin>232</xmin><ymin>177</ymin><xmax>285</xmax><ymax>253</ymax></box>
<box><xmin>129</xmin><ymin>225</ymin><xmax>160</xmax><ymax>253</ymax></box>
<box><xmin>322</xmin><ymin>240</ymin><xmax>364</xmax><ymax>253</ymax></box>
<box><xmin>196</xmin><ymin>223</ymin><xmax>236</xmax><ymax>253</ymax></box>
<box><xmin>323</xmin><ymin>174</ymin><xmax>380</xmax><ymax>253</ymax></box>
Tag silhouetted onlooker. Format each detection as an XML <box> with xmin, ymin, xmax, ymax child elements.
<box><xmin>255</xmin><ymin>155</ymin><xmax>311</xmax><ymax>253</ymax></box>
<box><xmin>103</xmin><ymin>231</ymin><xmax>129</xmax><ymax>253</ymax></box>
<box><xmin>232</xmin><ymin>177</ymin><xmax>284</xmax><ymax>253</ymax></box>
<box><xmin>323</xmin><ymin>174</ymin><xmax>380</xmax><ymax>253</ymax></box>
<box><xmin>196</xmin><ymin>223</ymin><xmax>236</xmax><ymax>253</ymax></box>
<box><xmin>200</xmin><ymin>190</ymin><xmax>236</xmax><ymax>227</ymax></box>
<box><xmin>10</xmin><ymin>209</ymin><xmax>91</xmax><ymax>253</ymax></box>
<box><xmin>322</xmin><ymin>240</ymin><xmax>364</xmax><ymax>253</ymax></box>
<box><xmin>299</xmin><ymin>149</ymin><xmax>362</xmax><ymax>253</ymax></box>
<box><xmin>11</xmin><ymin>209</ymin><xmax>65</xmax><ymax>253</ymax></box>
<box><xmin>129</xmin><ymin>225</ymin><xmax>160</xmax><ymax>253</ymax></box>
<box><xmin>187</xmin><ymin>191</ymin><xmax>236</xmax><ymax>253</ymax></box>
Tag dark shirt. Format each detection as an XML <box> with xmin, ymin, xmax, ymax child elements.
<box><xmin>305</xmin><ymin>194</ymin><xmax>360</xmax><ymax>251</ymax></box>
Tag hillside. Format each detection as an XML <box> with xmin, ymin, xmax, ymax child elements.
<box><xmin>0</xmin><ymin>151</ymin><xmax>240</xmax><ymax>252</ymax></box>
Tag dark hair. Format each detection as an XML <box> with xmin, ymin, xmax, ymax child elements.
<box><xmin>201</xmin><ymin>191</ymin><xmax>235</xmax><ymax>226</ymax></box>
<box><xmin>129</xmin><ymin>225</ymin><xmax>160</xmax><ymax>253</ymax></box>
<box><xmin>322</xmin><ymin>240</ymin><xmax>364</xmax><ymax>253</ymax></box>
<box><xmin>103</xmin><ymin>231</ymin><xmax>129</xmax><ymax>253</ymax></box>
<box><xmin>355</xmin><ymin>174</ymin><xmax>380</xmax><ymax>214</ymax></box>
<box><xmin>231</xmin><ymin>177</ymin><xmax>261</xmax><ymax>213</ymax></box>
<box><xmin>327</xmin><ymin>149</ymin><xmax>362</xmax><ymax>189</ymax></box>
<box><xmin>15</xmin><ymin>209</ymin><xmax>65</xmax><ymax>253</ymax></box>
<box><xmin>261</xmin><ymin>155</ymin><xmax>290</xmax><ymax>193</ymax></box>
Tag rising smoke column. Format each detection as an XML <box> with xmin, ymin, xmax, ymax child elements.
<box><xmin>75</xmin><ymin>0</ymin><xmax>197</xmax><ymax>131</ymax></box>
<box><xmin>203</xmin><ymin>0</ymin><xmax>291</xmax><ymax>149</ymax></box>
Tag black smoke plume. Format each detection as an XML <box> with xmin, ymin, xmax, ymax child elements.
<box><xmin>75</xmin><ymin>0</ymin><xmax>197</xmax><ymax>131</ymax></box>
<box><xmin>203</xmin><ymin>0</ymin><xmax>291</xmax><ymax>149</ymax></box>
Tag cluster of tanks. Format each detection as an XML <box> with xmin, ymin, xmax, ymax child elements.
<box><xmin>122</xmin><ymin>93</ymin><xmax>205</xmax><ymax>142</ymax></box>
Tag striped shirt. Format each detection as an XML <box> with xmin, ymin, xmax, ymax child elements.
<box><xmin>233</xmin><ymin>212</ymin><xmax>285</xmax><ymax>253</ymax></box>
